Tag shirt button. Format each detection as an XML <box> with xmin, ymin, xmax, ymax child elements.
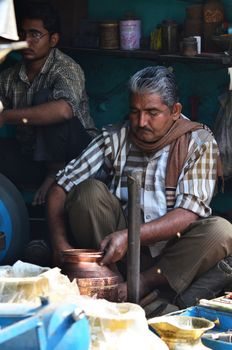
<box><xmin>146</xmin><ymin>215</ymin><xmax>151</xmax><ymax>220</ymax></box>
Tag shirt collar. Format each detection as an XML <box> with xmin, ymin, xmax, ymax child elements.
<box><xmin>19</xmin><ymin>48</ymin><xmax>56</xmax><ymax>82</ymax></box>
<box><xmin>40</xmin><ymin>48</ymin><xmax>56</xmax><ymax>74</ymax></box>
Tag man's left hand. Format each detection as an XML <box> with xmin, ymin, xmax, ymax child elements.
<box><xmin>100</xmin><ymin>230</ymin><xmax>128</xmax><ymax>265</ymax></box>
<box><xmin>0</xmin><ymin>101</ymin><xmax>3</xmax><ymax>113</ymax></box>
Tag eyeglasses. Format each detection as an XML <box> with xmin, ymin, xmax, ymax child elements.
<box><xmin>19</xmin><ymin>29</ymin><xmax>49</xmax><ymax>42</ymax></box>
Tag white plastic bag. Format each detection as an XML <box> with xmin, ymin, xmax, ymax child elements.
<box><xmin>0</xmin><ymin>260</ymin><xmax>80</xmax><ymax>304</ymax></box>
<box><xmin>0</xmin><ymin>0</ymin><xmax>19</xmax><ymax>40</ymax></box>
<box><xmin>76</xmin><ymin>297</ymin><xmax>168</xmax><ymax>350</ymax></box>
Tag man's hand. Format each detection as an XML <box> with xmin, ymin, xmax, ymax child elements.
<box><xmin>0</xmin><ymin>101</ymin><xmax>3</xmax><ymax>113</ymax></box>
<box><xmin>100</xmin><ymin>229</ymin><xmax>128</xmax><ymax>265</ymax></box>
<box><xmin>32</xmin><ymin>176</ymin><xmax>55</xmax><ymax>206</ymax></box>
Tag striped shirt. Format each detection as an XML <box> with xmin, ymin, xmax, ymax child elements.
<box><xmin>57</xmin><ymin>120</ymin><xmax>218</xmax><ymax>217</ymax></box>
<box><xmin>57</xmin><ymin>121</ymin><xmax>219</xmax><ymax>256</ymax></box>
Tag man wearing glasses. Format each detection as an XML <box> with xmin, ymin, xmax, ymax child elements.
<box><xmin>0</xmin><ymin>1</ymin><xmax>97</xmax><ymax>206</ymax></box>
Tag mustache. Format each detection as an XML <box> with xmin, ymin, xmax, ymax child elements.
<box><xmin>136</xmin><ymin>126</ymin><xmax>153</xmax><ymax>132</ymax></box>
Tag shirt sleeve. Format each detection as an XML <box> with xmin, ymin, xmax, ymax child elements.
<box><xmin>56</xmin><ymin>131</ymin><xmax>113</xmax><ymax>192</ymax></box>
<box><xmin>0</xmin><ymin>68</ymin><xmax>13</xmax><ymax>109</ymax></box>
<box><xmin>48</xmin><ymin>62</ymin><xmax>86</xmax><ymax>116</ymax></box>
<box><xmin>174</xmin><ymin>132</ymin><xmax>219</xmax><ymax>217</ymax></box>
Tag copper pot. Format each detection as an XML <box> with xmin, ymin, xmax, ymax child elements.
<box><xmin>61</xmin><ymin>249</ymin><xmax>119</xmax><ymax>301</ymax></box>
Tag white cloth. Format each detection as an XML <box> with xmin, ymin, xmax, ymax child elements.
<box><xmin>0</xmin><ymin>0</ymin><xmax>19</xmax><ymax>40</ymax></box>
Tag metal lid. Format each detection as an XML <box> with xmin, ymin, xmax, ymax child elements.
<box><xmin>100</xmin><ymin>20</ymin><xmax>118</xmax><ymax>27</ymax></box>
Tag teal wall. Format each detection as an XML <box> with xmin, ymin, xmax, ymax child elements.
<box><xmin>1</xmin><ymin>0</ymin><xmax>232</xmax><ymax>211</ymax></box>
<box><xmin>69</xmin><ymin>0</ymin><xmax>232</xmax><ymax>214</ymax></box>
<box><xmin>68</xmin><ymin>0</ymin><xmax>232</xmax><ymax>130</ymax></box>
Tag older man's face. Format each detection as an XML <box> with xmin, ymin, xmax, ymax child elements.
<box><xmin>129</xmin><ymin>92</ymin><xmax>182</xmax><ymax>143</ymax></box>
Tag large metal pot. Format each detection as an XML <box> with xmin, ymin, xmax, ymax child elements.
<box><xmin>61</xmin><ymin>249</ymin><xmax>119</xmax><ymax>301</ymax></box>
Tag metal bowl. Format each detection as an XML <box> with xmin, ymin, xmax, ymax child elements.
<box><xmin>148</xmin><ymin>315</ymin><xmax>215</xmax><ymax>341</ymax></box>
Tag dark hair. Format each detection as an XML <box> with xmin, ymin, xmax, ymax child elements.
<box><xmin>129</xmin><ymin>66</ymin><xmax>179</xmax><ymax>108</ymax></box>
<box><xmin>16</xmin><ymin>1</ymin><xmax>60</xmax><ymax>34</ymax></box>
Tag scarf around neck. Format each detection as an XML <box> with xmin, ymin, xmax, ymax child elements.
<box><xmin>129</xmin><ymin>117</ymin><xmax>223</xmax><ymax>204</ymax></box>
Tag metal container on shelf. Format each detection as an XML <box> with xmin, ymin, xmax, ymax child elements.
<box><xmin>161</xmin><ymin>20</ymin><xmax>178</xmax><ymax>53</ymax></box>
<box><xmin>184</xmin><ymin>4</ymin><xmax>203</xmax><ymax>44</ymax></box>
<box><xmin>203</xmin><ymin>0</ymin><xmax>224</xmax><ymax>51</ymax></box>
<box><xmin>119</xmin><ymin>19</ymin><xmax>141</xmax><ymax>50</ymax></box>
<box><xmin>99</xmin><ymin>20</ymin><xmax>119</xmax><ymax>49</ymax></box>
<box><xmin>181</xmin><ymin>36</ymin><xmax>198</xmax><ymax>56</ymax></box>
<box><xmin>186</xmin><ymin>4</ymin><xmax>203</xmax><ymax>20</ymax></box>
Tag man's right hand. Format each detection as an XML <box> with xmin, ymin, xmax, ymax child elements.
<box><xmin>0</xmin><ymin>101</ymin><xmax>3</xmax><ymax>113</ymax></box>
<box><xmin>100</xmin><ymin>229</ymin><xmax>128</xmax><ymax>266</ymax></box>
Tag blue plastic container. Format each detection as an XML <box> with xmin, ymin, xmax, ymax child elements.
<box><xmin>0</xmin><ymin>300</ymin><xmax>90</xmax><ymax>350</ymax></box>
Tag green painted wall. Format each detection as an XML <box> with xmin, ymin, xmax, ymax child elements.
<box><xmin>1</xmin><ymin>0</ymin><xmax>232</xmax><ymax>211</ymax></box>
<box><xmin>69</xmin><ymin>0</ymin><xmax>232</xmax><ymax>213</ymax></box>
<box><xmin>68</xmin><ymin>0</ymin><xmax>232</xmax><ymax>131</ymax></box>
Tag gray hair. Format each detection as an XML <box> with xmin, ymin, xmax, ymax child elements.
<box><xmin>128</xmin><ymin>66</ymin><xmax>179</xmax><ymax>108</ymax></box>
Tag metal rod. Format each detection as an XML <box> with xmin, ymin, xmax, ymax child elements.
<box><xmin>127</xmin><ymin>174</ymin><xmax>141</xmax><ymax>304</ymax></box>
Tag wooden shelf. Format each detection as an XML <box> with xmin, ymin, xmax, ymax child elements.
<box><xmin>61</xmin><ymin>47</ymin><xmax>232</xmax><ymax>66</ymax></box>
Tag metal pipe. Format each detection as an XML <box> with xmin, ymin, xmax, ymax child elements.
<box><xmin>127</xmin><ymin>174</ymin><xmax>141</xmax><ymax>304</ymax></box>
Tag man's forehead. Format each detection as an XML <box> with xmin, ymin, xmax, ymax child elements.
<box><xmin>21</xmin><ymin>18</ymin><xmax>45</xmax><ymax>30</ymax></box>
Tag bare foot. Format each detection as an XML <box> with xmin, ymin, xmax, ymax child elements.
<box><xmin>118</xmin><ymin>272</ymin><xmax>161</xmax><ymax>303</ymax></box>
<box><xmin>32</xmin><ymin>176</ymin><xmax>55</xmax><ymax>206</ymax></box>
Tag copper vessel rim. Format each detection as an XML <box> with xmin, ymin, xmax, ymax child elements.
<box><xmin>61</xmin><ymin>248</ymin><xmax>103</xmax><ymax>258</ymax></box>
<box><xmin>77</xmin><ymin>276</ymin><xmax>119</xmax><ymax>281</ymax></box>
<box><xmin>77</xmin><ymin>276</ymin><xmax>119</xmax><ymax>285</ymax></box>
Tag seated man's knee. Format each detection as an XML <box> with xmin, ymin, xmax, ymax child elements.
<box><xmin>65</xmin><ymin>179</ymin><xmax>108</xmax><ymax>213</ymax></box>
<box><xmin>196</xmin><ymin>216</ymin><xmax>232</xmax><ymax>255</ymax></box>
<box><xmin>213</xmin><ymin>216</ymin><xmax>232</xmax><ymax>248</ymax></box>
